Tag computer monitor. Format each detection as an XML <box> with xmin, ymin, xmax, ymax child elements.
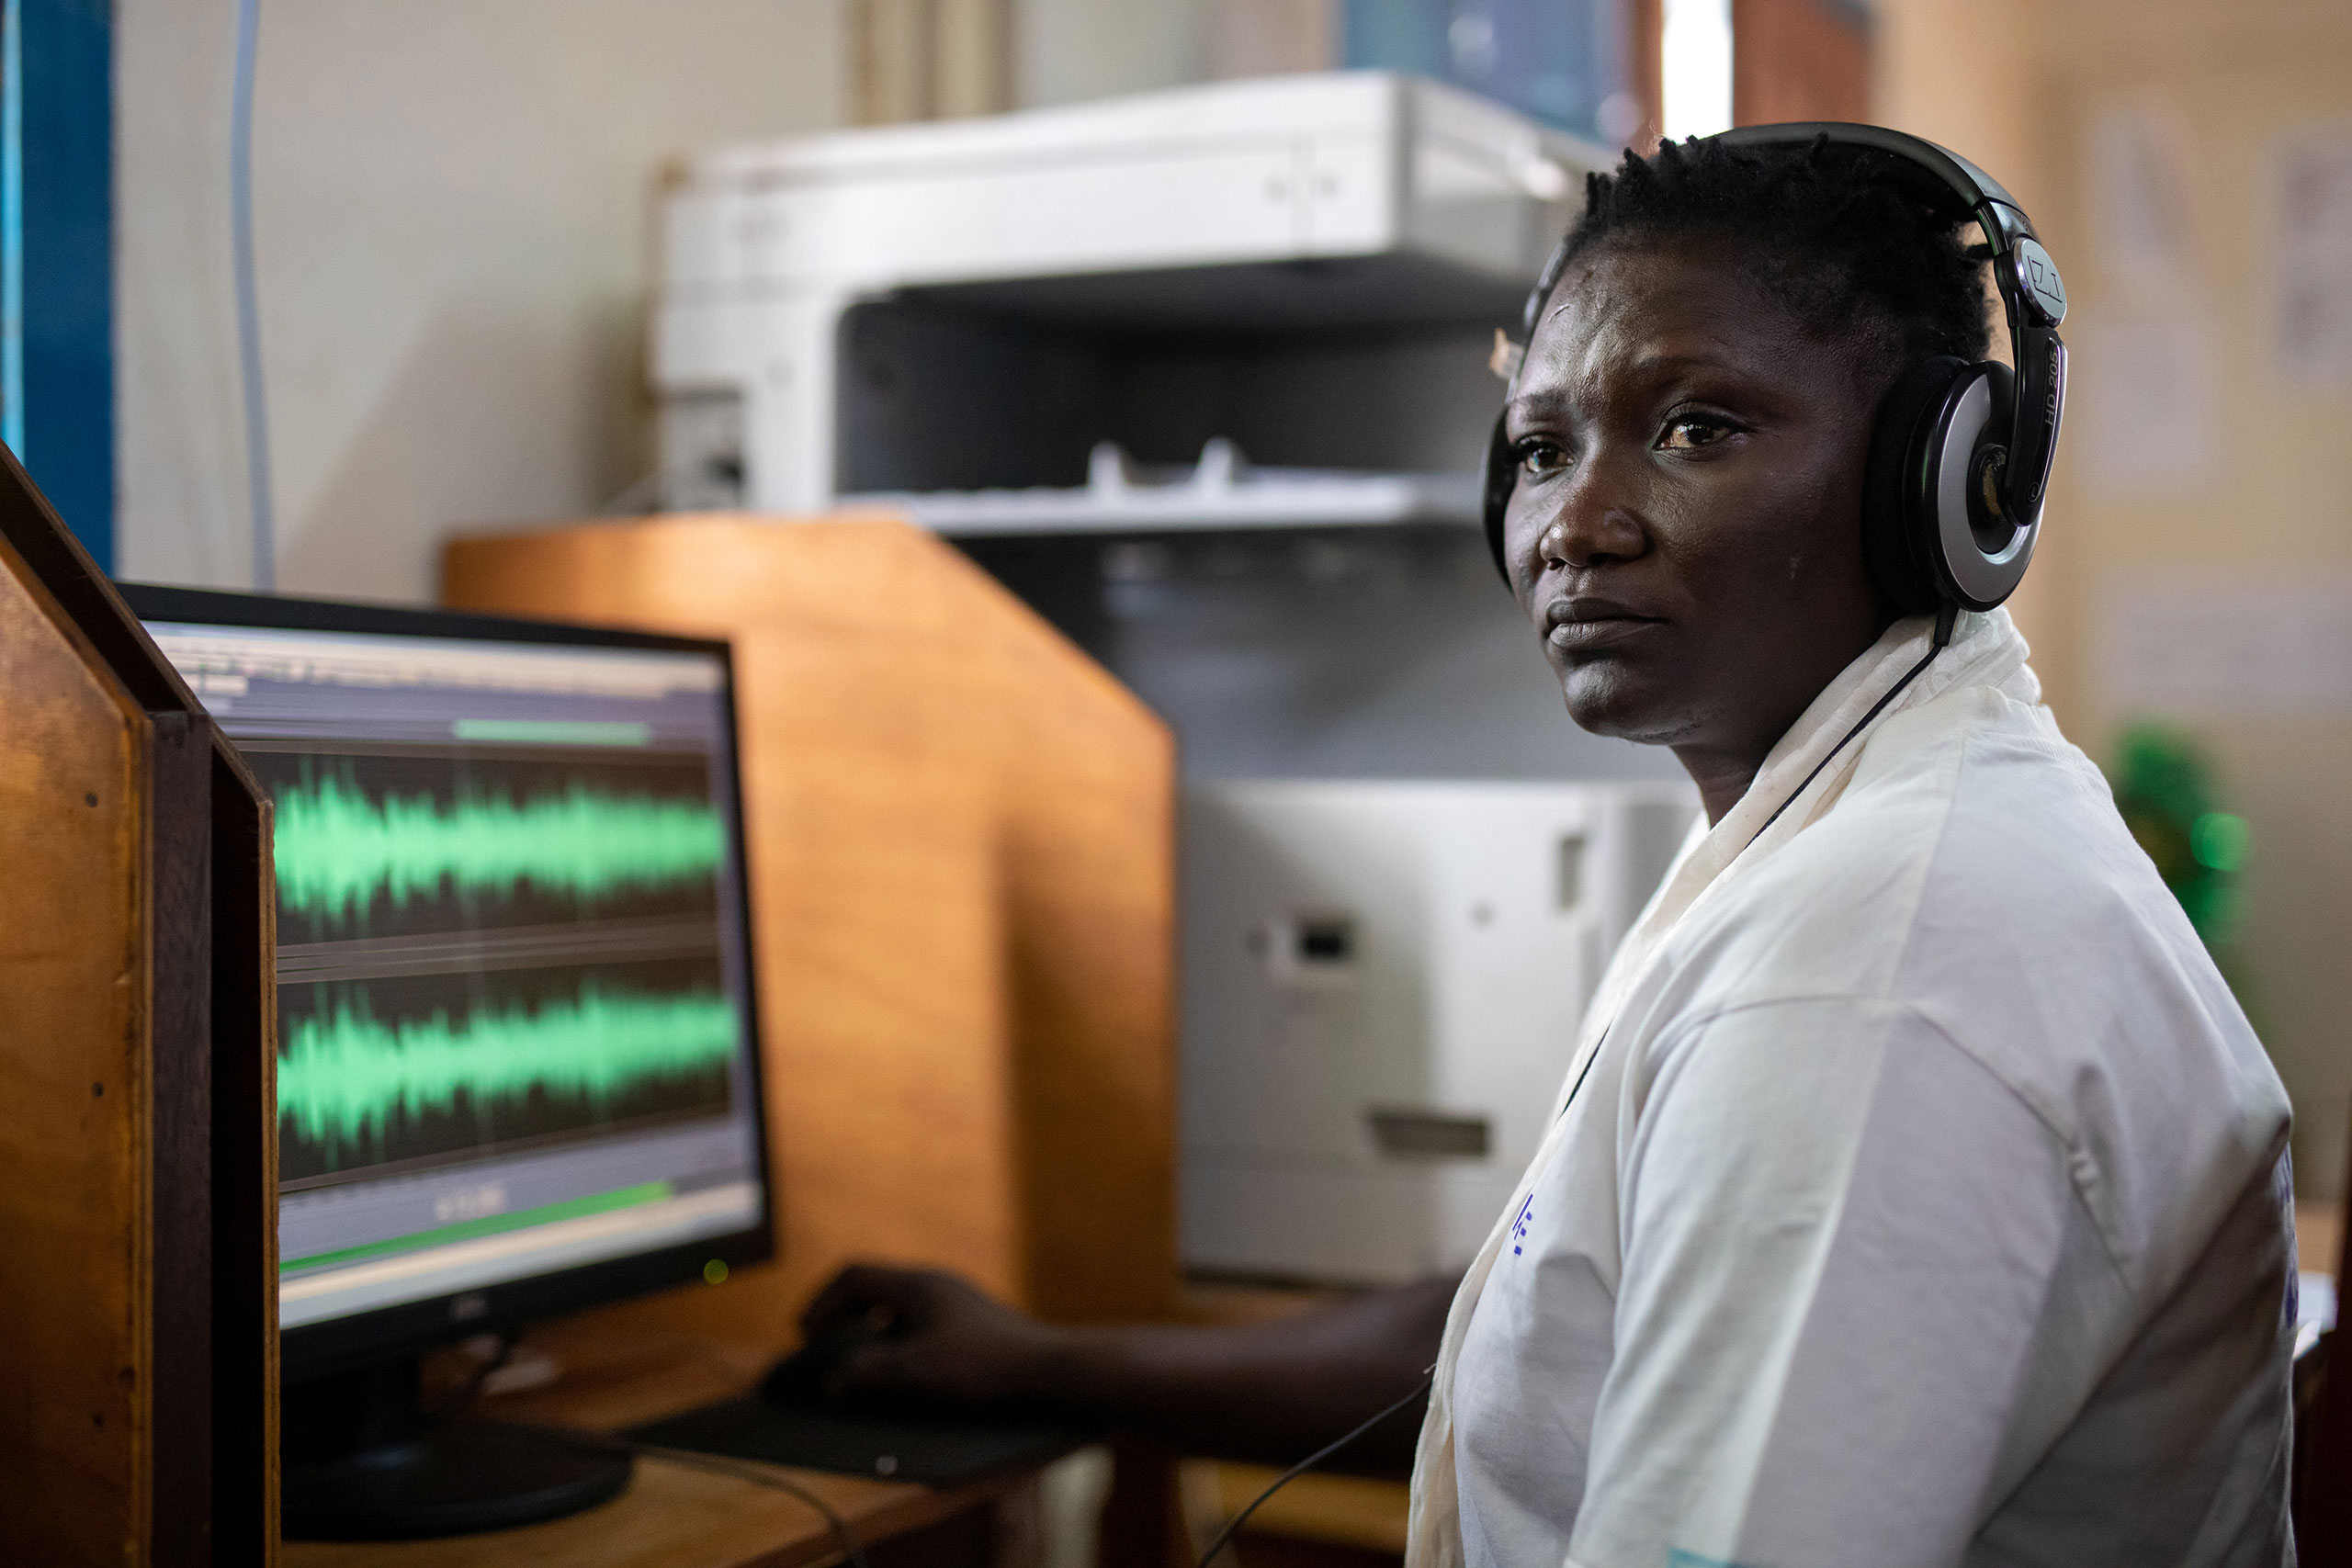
<box><xmin>121</xmin><ymin>584</ymin><xmax>774</xmax><ymax>1538</ymax></box>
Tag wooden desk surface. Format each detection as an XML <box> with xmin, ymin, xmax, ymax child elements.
<box><xmin>280</xmin><ymin>1338</ymin><xmax>1025</xmax><ymax>1568</ymax></box>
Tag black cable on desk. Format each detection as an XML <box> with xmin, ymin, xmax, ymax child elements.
<box><xmin>615</xmin><ymin>1438</ymin><xmax>874</xmax><ymax>1568</ymax></box>
<box><xmin>434</xmin><ymin>1337</ymin><xmax>873</xmax><ymax>1568</ymax></box>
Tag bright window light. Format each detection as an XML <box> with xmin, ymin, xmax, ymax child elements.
<box><xmin>1660</xmin><ymin>0</ymin><xmax>1734</xmax><ymax>141</ymax></box>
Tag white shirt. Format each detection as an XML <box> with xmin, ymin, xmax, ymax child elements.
<box><xmin>1406</xmin><ymin>608</ymin><xmax>2297</xmax><ymax>1568</ymax></box>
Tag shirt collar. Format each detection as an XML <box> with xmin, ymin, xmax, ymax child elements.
<box><xmin>1584</xmin><ymin>606</ymin><xmax>2038</xmax><ymax>1055</ymax></box>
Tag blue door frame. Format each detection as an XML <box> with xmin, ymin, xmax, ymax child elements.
<box><xmin>5</xmin><ymin>0</ymin><xmax>112</xmax><ymax>571</ymax></box>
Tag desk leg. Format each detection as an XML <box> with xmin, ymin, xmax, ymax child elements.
<box><xmin>1097</xmin><ymin>1441</ymin><xmax>1193</xmax><ymax>1568</ymax></box>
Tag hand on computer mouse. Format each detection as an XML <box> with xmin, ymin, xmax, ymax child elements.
<box><xmin>793</xmin><ymin>1263</ymin><xmax>1062</xmax><ymax>1407</ymax></box>
<box><xmin>759</xmin><ymin>1311</ymin><xmax>896</xmax><ymax>1404</ymax></box>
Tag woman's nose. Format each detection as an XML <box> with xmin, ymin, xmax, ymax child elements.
<box><xmin>1536</xmin><ymin>468</ymin><xmax>1648</xmax><ymax>573</ymax></box>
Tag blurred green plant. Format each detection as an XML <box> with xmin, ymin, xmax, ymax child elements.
<box><xmin>2107</xmin><ymin>721</ymin><xmax>2249</xmax><ymax>949</ymax></box>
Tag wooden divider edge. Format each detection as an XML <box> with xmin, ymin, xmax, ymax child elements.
<box><xmin>212</xmin><ymin>737</ymin><xmax>281</xmax><ymax>1565</ymax></box>
<box><xmin>0</xmin><ymin>538</ymin><xmax>155</xmax><ymax>1563</ymax></box>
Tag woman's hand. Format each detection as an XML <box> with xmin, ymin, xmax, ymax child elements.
<box><xmin>797</xmin><ymin>1262</ymin><xmax>1065</xmax><ymax>1406</ymax></box>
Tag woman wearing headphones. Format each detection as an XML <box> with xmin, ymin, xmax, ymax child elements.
<box><xmin>798</xmin><ymin>131</ymin><xmax>2297</xmax><ymax>1566</ymax></box>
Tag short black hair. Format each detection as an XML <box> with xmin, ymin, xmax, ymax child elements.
<box><xmin>1542</xmin><ymin>134</ymin><xmax>1994</xmax><ymax>371</ymax></box>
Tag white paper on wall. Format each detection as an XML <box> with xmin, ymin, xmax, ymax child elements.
<box><xmin>2087</xmin><ymin>105</ymin><xmax>2199</xmax><ymax>301</ymax></box>
<box><xmin>2099</xmin><ymin>570</ymin><xmax>2352</xmax><ymax>720</ymax></box>
<box><xmin>2069</xmin><ymin>309</ymin><xmax>2223</xmax><ymax>495</ymax></box>
<box><xmin>2272</xmin><ymin>128</ymin><xmax>2352</xmax><ymax>387</ymax></box>
<box><xmin>2074</xmin><ymin>105</ymin><xmax>2222</xmax><ymax>496</ymax></box>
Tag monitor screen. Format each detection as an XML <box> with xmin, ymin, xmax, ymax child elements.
<box><xmin>125</xmin><ymin>588</ymin><xmax>772</xmax><ymax>1371</ymax></box>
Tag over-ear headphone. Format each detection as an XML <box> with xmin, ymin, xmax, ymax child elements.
<box><xmin>1483</xmin><ymin>123</ymin><xmax>2067</xmax><ymax>618</ymax></box>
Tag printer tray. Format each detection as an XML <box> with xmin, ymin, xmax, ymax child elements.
<box><xmin>626</xmin><ymin>1394</ymin><xmax>1096</xmax><ymax>1485</ymax></box>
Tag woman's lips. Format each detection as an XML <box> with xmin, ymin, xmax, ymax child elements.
<box><xmin>1544</xmin><ymin>599</ymin><xmax>1666</xmax><ymax>651</ymax></box>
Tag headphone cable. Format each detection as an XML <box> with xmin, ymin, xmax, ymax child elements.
<box><xmin>1194</xmin><ymin>1370</ymin><xmax>1436</xmax><ymax>1568</ymax></box>
<box><xmin>1747</xmin><ymin>601</ymin><xmax>1960</xmax><ymax>852</ymax></box>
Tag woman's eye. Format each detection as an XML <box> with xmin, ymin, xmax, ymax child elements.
<box><xmin>1658</xmin><ymin>415</ymin><xmax>1737</xmax><ymax>451</ymax></box>
<box><xmin>1516</xmin><ymin>440</ymin><xmax>1568</xmax><ymax>479</ymax></box>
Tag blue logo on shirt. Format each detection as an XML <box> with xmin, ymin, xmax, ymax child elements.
<box><xmin>1510</xmin><ymin>1193</ymin><xmax>1533</xmax><ymax>1256</ymax></box>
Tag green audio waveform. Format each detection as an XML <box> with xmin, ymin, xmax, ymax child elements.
<box><xmin>278</xmin><ymin>985</ymin><xmax>739</xmax><ymax>1167</ymax></box>
<box><xmin>274</xmin><ymin>772</ymin><xmax>724</xmax><ymax>924</ymax></box>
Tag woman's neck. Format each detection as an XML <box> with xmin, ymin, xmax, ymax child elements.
<box><xmin>1672</xmin><ymin>745</ymin><xmax>1767</xmax><ymax>827</ymax></box>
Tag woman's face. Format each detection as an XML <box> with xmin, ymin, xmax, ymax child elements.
<box><xmin>1501</xmin><ymin>236</ymin><xmax>1895</xmax><ymax>801</ymax></box>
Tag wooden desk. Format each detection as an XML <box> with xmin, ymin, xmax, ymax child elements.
<box><xmin>281</xmin><ymin>1339</ymin><xmax>1041</xmax><ymax>1568</ymax></box>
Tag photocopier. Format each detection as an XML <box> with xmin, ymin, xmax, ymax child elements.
<box><xmin>652</xmin><ymin>70</ymin><xmax>1601</xmax><ymax>521</ymax></box>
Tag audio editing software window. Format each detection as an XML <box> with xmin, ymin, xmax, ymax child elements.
<box><xmin>146</xmin><ymin>621</ymin><xmax>766</xmax><ymax>1329</ymax></box>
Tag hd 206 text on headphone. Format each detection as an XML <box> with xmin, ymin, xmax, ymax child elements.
<box><xmin>1482</xmin><ymin>122</ymin><xmax>2068</xmax><ymax>620</ymax></box>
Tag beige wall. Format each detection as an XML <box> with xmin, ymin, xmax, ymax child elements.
<box><xmin>1016</xmin><ymin>0</ymin><xmax>1205</xmax><ymax>106</ymax></box>
<box><xmin>1879</xmin><ymin>0</ymin><xmax>2352</xmax><ymax>1200</ymax></box>
<box><xmin>116</xmin><ymin>0</ymin><xmax>846</xmax><ymax>602</ymax></box>
<box><xmin>1013</xmin><ymin>0</ymin><xmax>1337</xmax><ymax>108</ymax></box>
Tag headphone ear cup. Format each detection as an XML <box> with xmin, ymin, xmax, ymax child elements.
<box><xmin>1920</xmin><ymin>359</ymin><xmax>2034</xmax><ymax>612</ymax></box>
<box><xmin>1483</xmin><ymin>413</ymin><xmax>1516</xmax><ymax>586</ymax></box>
<box><xmin>1861</xmin><ymin>355</ymin><xmax>1967</xmax><ymax>615</ymax></box>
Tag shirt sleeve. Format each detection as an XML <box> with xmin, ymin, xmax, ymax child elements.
<box><xmin>1567</xmin><ymin>996</ymin><xmax>2107</xmax><ymax>1568</ymax></box>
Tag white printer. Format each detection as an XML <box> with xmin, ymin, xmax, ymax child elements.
<box><xmin>652</xmin><ymin>72</ymin><xmax>1605</xmax><ymax>521</ymax></box>
<box><xmin>1182</xmin><ymin>780</ymin><xmax>1698</xmax><ymax>1285</ymax></box>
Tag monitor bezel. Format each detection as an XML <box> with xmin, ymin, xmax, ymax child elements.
<box><xmin>117</xmin><ymin>582</ymin><xmax>778</xmax><ymax>1382</ymax></box>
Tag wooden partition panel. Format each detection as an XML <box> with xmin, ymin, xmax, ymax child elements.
<box><xmin>0</xmin><ymin>537</ymin><xmax>153</xmax><ymax>1561</ymax></box>
<box><xmin>443</xmin><ymin>513</ymin><xmax>1177</xmax><ymax>1346</ymax></box>
<box><xmin>0</xmin><ymin>451</ymin><xmax>276</xmax><ymax>1566</ymax></box>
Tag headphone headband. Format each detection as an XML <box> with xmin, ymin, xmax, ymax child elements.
<box><xmin>1716</xmin><ymin>123</ymin><xmax>2027</xmax><ymax>238</ymax></box>
<box><xmin>1711</xmin><ymin>123</ymin><xmax>2065</xmax><ymax>326</ymax></box>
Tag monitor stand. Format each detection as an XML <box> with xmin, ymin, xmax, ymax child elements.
<box><xmin>281</xmin><ymin>1357</ymin><xmax>633</xmax><ymax>1540</ymax></box>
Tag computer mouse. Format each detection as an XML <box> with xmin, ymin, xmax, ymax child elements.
<box><xmin>760</xmin><ymin>1315</ymin><xmax>893</xmax><ymax>1405</ymax></box>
